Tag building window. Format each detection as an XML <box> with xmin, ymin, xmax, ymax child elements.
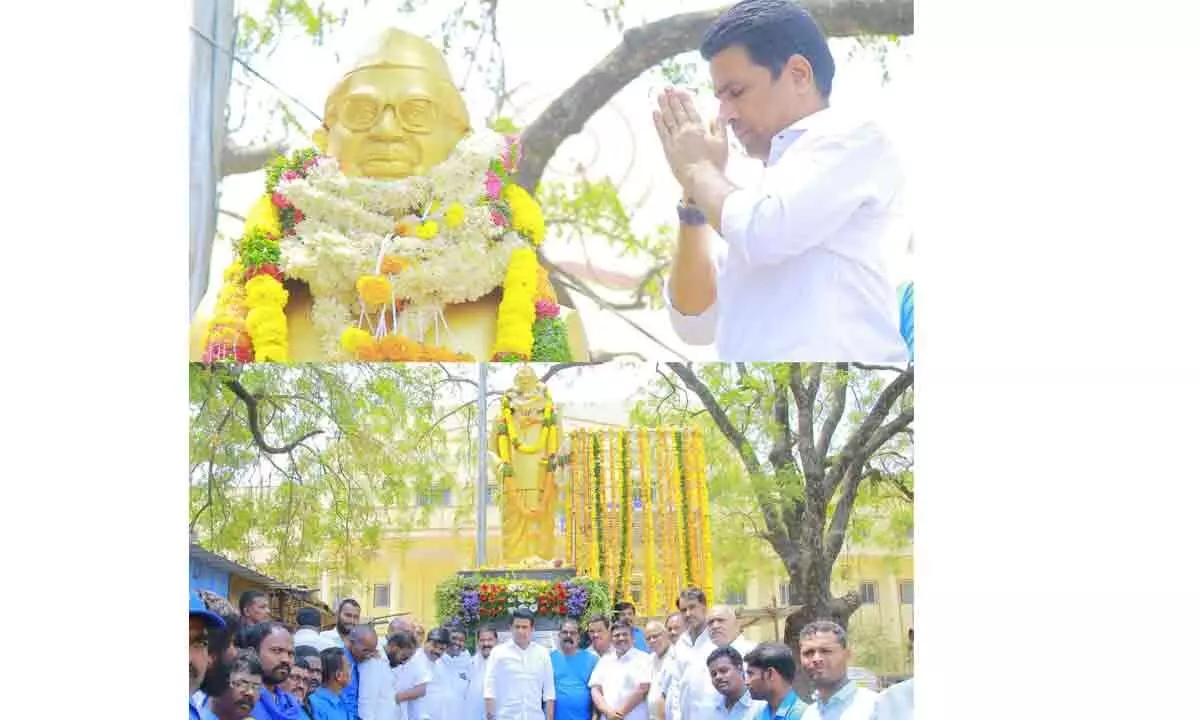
<box><xmin>373</xmin><ymin>584</ymin><xmax>390</xmax><ymax>609</ymax></box>
<box><xmin>858</xmin><ymin>581</ymin><xmax>877</xmax><ymax>605</ymax></box>
<box><xmin>899</xmin><ymin>580</ymin><xmax>914</xmax><ymax>605</ymax></box>
<box><xmin>777</xmin><ymin>582</ymin><xmax>790</xmax><ymax>606</ymax></box>
<box><xmin>723</xmin><ymin>585</ymin><xmax>747</xmax><ymax>606</ymax></box>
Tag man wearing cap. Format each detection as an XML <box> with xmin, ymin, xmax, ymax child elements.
<box><xmin>193</xmin><ymin>592</ymin><xmax>229</xmax><ymax>720</ymax></box>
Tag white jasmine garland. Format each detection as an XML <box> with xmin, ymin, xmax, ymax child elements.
<box><xmin>275</xmin><ymin>129</ymin><xmax>516</xmax><ymax>351</ymax></box>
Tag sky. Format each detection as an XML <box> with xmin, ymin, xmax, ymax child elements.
<box><xmin>206</xmin><ymin>0</ymin><xmax>914</xmax><ymax>360</ymax></box>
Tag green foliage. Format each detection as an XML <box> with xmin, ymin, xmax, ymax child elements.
<box><xmin>631</xmin><ymin>363</ymin><xmax>914</xmax><ymax>610</ymax></box>
<box><xmin>189</xmin><ymin>363</ymin><xmax>472</xmax><ymax>588</ymax></box>
<box><xmin>531</xmin><ymin>317</ymin><xmax>571</xmax><ymax>361</ymax></box>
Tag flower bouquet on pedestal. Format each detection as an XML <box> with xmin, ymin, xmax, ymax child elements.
<box><xmin>435</xmin><ymin>572</ymin><xmax>611</xmax><ymax>634</ymax></box>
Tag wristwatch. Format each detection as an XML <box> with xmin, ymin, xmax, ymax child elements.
<box><xmin>676</xmin><ymin>200</ymin><xmax>707</xmax><ymax>227</ymax></box>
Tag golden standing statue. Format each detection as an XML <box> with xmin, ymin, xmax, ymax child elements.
<box><xmin>190</xmin><ymin>28</ymin><xmax>587</xmax><ymax>362</ymax></box>
<box><xmin>489</xmin><ymin>366</ymin><xmax>562</xmax><ymax>566</ymax></box>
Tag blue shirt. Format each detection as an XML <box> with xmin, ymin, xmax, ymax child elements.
<box><xmin>761</xmin><ymin>690</ymin><xmax>806</xmax><ymax>720</ymax></box>
<box><xmin>338</xmin><ymin>648</ymin><xmax>360</xmax><ymax>717</ymax></box>
<box><xmin>550</xmin><ymin>649</ymin><xmax>600</xmax><ymax>720</ymax></box>
<box><xmin>251</xmin><ymin>685</ymin><xmax>304</xmax><ymax>720</ymax></box>
<box><xmin>631</xmin><ymin>627</ymin><xmax>650</xmax><ymax>653</ymax></box>
<box><xmin>191</xmin><ymin>700</ymin><xmax>204</xmax><ymax>720</ymax></box>
<box><xmin>310</xmin><ymin>687</ymin><xmax>354</xmax><ymax>720</ymax></box>
<box><xmin>801</xmin><ymin>680</ymin><xmax>867</xmax><ymax>720</ymax></box>
<box><xmin>898</xmin><ymin>282</ymin><xmax>914</xmax><ymax>362</ymax></box>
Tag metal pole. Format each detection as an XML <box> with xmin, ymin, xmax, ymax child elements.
<box><xmin>476</xmin><ymin>363</ymin><xmax>488</xmax><ymax>567</ymax></box>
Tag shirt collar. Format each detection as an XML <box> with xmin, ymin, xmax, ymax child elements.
<box><xmin>768</xmin><ymin>690</ymin><xmax>801</xmax><ymax>719</ymax></box>
<box><xmin>767</xmin><ymin>107</ymin><xmax>837</xmax><ymax>165</ymax></box>
<box><xmin>716</xmin><ymin>688</ymin><xmax>755</xmax><ymax>710</ymax></box>
<box><xmin>815</xmin><ymin>679</ymin><xmax>858</xmax><ymax>707</ymax></box>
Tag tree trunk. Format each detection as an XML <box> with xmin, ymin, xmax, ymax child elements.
<box><xmin>782</xmin><ymin>581</ymin><xmax>861</xmax><ymax>701</ymax></box>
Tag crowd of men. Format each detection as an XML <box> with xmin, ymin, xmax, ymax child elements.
<box><xmin>189</xmin><ymin>587</ymin><xmax>913</xmax><ymax>720</ymax></box>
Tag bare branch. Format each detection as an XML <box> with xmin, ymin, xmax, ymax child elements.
<box><xmin>223</xmin><ymin>378</ymin><xmax>323</xmax><ymax>454</ymax></box>
<box><xmin>220</xmin><ymin>139</ymin><xmax>286</xmax><ymax>177</ymax></box>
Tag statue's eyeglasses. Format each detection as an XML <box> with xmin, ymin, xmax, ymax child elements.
<box><xmin>337</xmin><ymin>96</ymin><xmax>439</xmax><ymax>134</ymax></box>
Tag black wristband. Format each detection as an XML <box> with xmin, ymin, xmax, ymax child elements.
<box><xmin>676</xmin><ymin>202</ymin><xmax>707</xmax><ymax>227</ymax></box>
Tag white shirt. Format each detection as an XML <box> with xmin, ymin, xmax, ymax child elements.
<box><xmin>465</xmin><ymin>653</ymin><xmax>490</xmax><ymax>720</ymax></box>
<box><xmin>442</xmin><ymin>650</ymin><xmax>474</xmax><ymax>702</ymax></box>
<box><xmin>589</xmin><ymin>647</ymin><xmax>654</xmax><ymax>720</ymax></box>
<box><xmin>868</xmin><ymin>679</ymin><xmax>912</xmax><ymax>720</ymax></box>
<box><xmin>294</xmin><ymin>627</ymin><xmax>337</xmax><ymax>652</ymax></box>
<box><xmin>666</xmin><ymin>107</ymin><xmax>909</xmax><ymax>363</ymax></box>
<box><xmin>483</xmin><ymin>639</ymin><xmax>556</xmax><ymax>720</ymax></box>
<box><xmin>677</xmin><ymin>633</ymin><xmax>758</xmax><ymax>720</ymax></box>
<box><xmin>393</xmin><ymin>648</ymin><xmax>435</xmax><ymax>720</ymax></box>
<box><xmin>357</xmin><ymin>656</ymin><xmax>401</xmax><ymax>720</ymax></box>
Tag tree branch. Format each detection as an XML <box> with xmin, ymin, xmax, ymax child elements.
<box><xmin>816</xmin><ymin>363</ymin><xmax>850</xmax><ymax>458</ymax></box>
<box><xmin>516</xmin><ymin>0</ymin><xmax>915</xmax><ymax>192</ymax></box>
<box><xmin>223</xmin><ymin>378</ymin><xmax>323</xmax><ymax>454</ymax></box>
<box><xmin>220</xmin><ymin>139</ymin><xmax>286</xmax><ymax>177</ymax></box>
<box><xmin>822</xmin><ymin>366</ymin><xmax>913</xmax><ymax>496</ymax></box>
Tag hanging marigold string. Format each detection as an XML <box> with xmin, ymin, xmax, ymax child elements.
<box><xmin>657</xmin><ymin>426</ymin><xmax>677</xmax><ymax>601</ymax></box>
<box><xmin>674</xmin><ymin>428</ymin><xmax>694</xmax><ymax>587</ymax></box>
<box><xmin>638</xmin><ymin>427</ymin><xmax>657</xmax><ymax>616</ymax></box>
<box><xmin>591</xmin><ymin>431</ymin><xmax>604</xmax><ymax>579</ymax></box>
<box><xmin>616</xmin><ymin>429</ymin><xmax>631</xmax><ymax>603</ymax></box>
<box><xmin>692</xmin><ymin>428</ymin><xmax>715</xmax><ymax>601</ymax></box>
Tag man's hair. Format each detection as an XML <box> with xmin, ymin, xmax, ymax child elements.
<box><xmin>699</xmin><ymin>0</ymin><xmax>835</xmax><ymax>98</ymax></box>
<box><xmin>799</xmin><ymin>620</ymin><xmax>848</xmax><ymax>647</ymax></box>
<box><xmin>295</xmin><ymin>645</ymin><xmax>321</xmax><ymax>666</ymax></box>
<box><xmin>427</xmin><ymin>627</ymin><xmax>452</xmax><ymax>644</ymax></box>
<box><xmin>511</xmin><ymin>608</ymin><xmax>536</xmax><ymax>624</ymax></box>
<box><xmin>611</xmin><ymin>620</ymin><xmax>634</xmax><ymax>634</ymax></box>
<box><xmin>744</xmin><ymin>643</ymin><xmax>797</xmax><ymax>682</ymax></box>
<box><xmin>707</xmin><ymin>644</ymin><xmax>745</xmax><ymax>668</ymax></box>
<box><xmin>587</xmin><ymin>614</ymin><xmax>611</xmax><ymax>630</ymax></box>
<box><xmin>239</xmin><ymin>590</ymin><xmax>268</xmax><ymax>615</ymax></box>
<box><xmin>666</xmin><ymin>612</ymin><xmax>684</xmax><ymax>624</ymax></box>
<box><xmin>387</xmin><ymin>629</ymin><xmax>419</xmax><ymax>650</ymax></box>
<box><xmin>296</xmin><ymin>607</ymin><xmax>322</xmax><ymax>628</ymax></box>
<box><xmin>677</xmin><ymin>586</ymin><xmax>707</xmax><ymax>609</ymax></box>
<box><xmin>336</xmin><ymin>598</ymin><xmax>361</xmax><ymax>614</ymax></box>
<box><xmin>449</xmin><ymin>628</ymin><xmax>467</xmax><ymax>639</ymax></box>
<box><xmin>319</xmin><ymin>647</ymin><xmax>346</xmax><ymax>683</ymax></box>
<box><xmin>614</xmin><ymin>601</ymin><xmax>636</xmax><ymax>613</ymax></box>
<box><xmin>201</xmin><ymin>649</ymin><xmax>263</xmax><ymax>697</ymax></box>
<box><xmin>478</xmin><ymin>625</ymin><xmax>499</xmax><ymax>640</ymax></box>
<box><xmin>347</xmin><ymin>624</ymin><xmax>377</xmax><ymax>645</ymax></box>
<box><xmin>244</xmin><ymin>621</ymin><xmax>291</xmax><ymax>652</ymax></box>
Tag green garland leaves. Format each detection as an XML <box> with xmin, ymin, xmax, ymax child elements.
<box><xmin>675</xmin><ymin>428</ymin><xmax>693</xmax><ymax>586</ymax></box>
<box><xmin>531</xmin><ymin>317</ymin><xmax>571</xmax><ymax>361</ymax></box>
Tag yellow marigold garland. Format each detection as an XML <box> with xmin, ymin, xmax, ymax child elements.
<box><xmin>492</xmin><ymin>246</ymin><xmax>539</xmax><ymax>359</ymax></box>
<box><xmin>692</xmin><ymin>428</ymin><xmax>715</xmax><ymax>601</ymax></box>
<box><xmin>638</xmin><ymin>427</ymin><xmax>657</xmax><ymax>616</ymax></box>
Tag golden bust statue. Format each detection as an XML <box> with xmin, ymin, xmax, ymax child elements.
<box><xmin>489</xmin><ymin>366</ymin><xmax>562</xmax><ymax>566</ymax></box>
<box><xmin>190</xmin><ymin>28</ymin><xmax>587</xmax><ymax>363</ymax></box>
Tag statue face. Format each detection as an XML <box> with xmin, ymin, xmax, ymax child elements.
<box><xmin>514</xmin><ymin>366</ymin><xmax>539</xmax><ymax>391</ymax></box>
<box><xmin>323</xmin><ymin>67</ymin><xmax>467</xmax><ymax>179</ymax></box>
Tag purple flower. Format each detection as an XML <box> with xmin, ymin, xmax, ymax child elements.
<box><xmin>462</xmin><ymin>590</ymin><xmax>481</xmax><ymax>622</ymax></box>
<box><xmin>564</xmin><ymin>583</ymin><xmax>588</xmax><ymax>617</ymax></box>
